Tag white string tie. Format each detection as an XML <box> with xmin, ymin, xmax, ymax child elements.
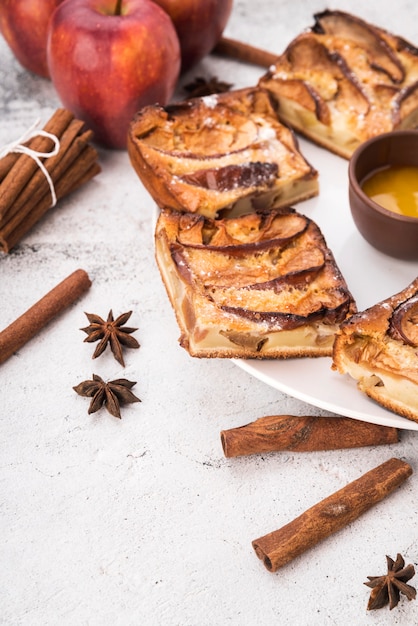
<box><xmin>0</xmin><ymin>119</ymin><xmax>61</xmax><ymax>207</ymax></box>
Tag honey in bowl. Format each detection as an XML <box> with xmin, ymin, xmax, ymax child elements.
<box><xmin>361</xmin><ymin>165</ymin><xmax>418</xmax><ymax>218</ymax></box>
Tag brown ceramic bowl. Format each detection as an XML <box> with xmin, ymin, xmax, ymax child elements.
<box><xmin>348</xmin><ymin>130</ymin><xmax>418</xmax><ymax>260</ymax></box>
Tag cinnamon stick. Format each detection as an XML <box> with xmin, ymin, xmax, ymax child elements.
<box><xmin>213</xmin><ymin>36</ymin><xmax>278</xmax><ymax>68</ymax></box>
<box><xmin>0</xmin><ymin>152</ymin><xmax>20</xmax><ymax>182</ymax></box>
<box><xmin>252</xmin><ymin>457</ymin><xmax>412</xmax><ymax>572</ymax></box>
<box><xmin>221</xmin><ymin>415</ymin><xmax>399</xmax><ymax>457</ymax></box>
<box><xmin>0</xmin><ymin>269</ymin><xmax>91</xmax><ymax>365</ymax></box>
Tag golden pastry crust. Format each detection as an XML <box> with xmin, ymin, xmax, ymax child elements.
<box><xmin>259</xmin><ymin>10</ymin><xmax>418</xmax><ymax>158</ymax></box>
<box><xmin>332</xmin><ymin>278</ymin><xmax>418</xmax><ymax>423</ymax></box>
<box><xmin>155</xmin><ymin>207</ymin><xmax>356</xmax><ymax>358</ymax></box>
<box><xmin>128</xmin><ymin>87</ymin><xmax>318</xmax><ymax>219</ymax></box>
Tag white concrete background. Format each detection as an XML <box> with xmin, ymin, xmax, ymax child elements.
<box><xmin>1</xmin><ymin>1</ymin><xmax>418</xmax><ymax>624</ymax></box>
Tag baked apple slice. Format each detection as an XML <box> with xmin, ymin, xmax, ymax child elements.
<box><xmin>389</xmin><ymin>295</ymin><xmax>418</xmax><ymax>347</ymax></box>
<box><xmin>128</xmin><ymin>87</ymin><xmax>318</xmax><ymax>219</ymax></box>
<box><xmin>259</xmin><ymin>10</ymin><xmax>418</xmax><ymax>158</ymax></box>
<box><xmin>332</xmin><ymin>278</ymin><xmax>418</xmax><ymax>423</ymax></box>
<box><xmin>155</xmin><ymin>207</ymin><xmax>356</xmax><ymax>358</ymax></box>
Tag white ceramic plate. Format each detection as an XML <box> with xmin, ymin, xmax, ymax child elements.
<box><xmin>234</xmin><ymin>138</ymin><xmax>418</xmax><ymax>430</ymax></box>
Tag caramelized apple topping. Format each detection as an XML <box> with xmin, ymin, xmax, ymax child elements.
<box><xmin>166</xmin><ymin>208</ymin><xmax>356</xmax><ymax>329</ymax></box>
<box><xmin>266</xmin><ymin>78</ymin><xmax>331</xmax><ymax>125</ymax></box>
<box><xmin>313</xmin><ymin>9</ymin><xmax>405</xmax><ymax>83</ymax></box>
<box><xmin>220</xmin><ymin>293</ymin><xmax>353</xmax><ymax>329</ymax></box>
<box><xmin>389</xmin><ymin>295</ymin><xmax>418</xmax><ymax>347</ymax></box>
<box><xmin>259</xmin><ymin>10</ymin><xmax>418</xmax><ymax>158</ymax></box>
<box><xmin>179</xmin><ymin>162</ymin><xmax>278</xmax><ymax>192</ymax></box>
<box><xmin>263</xmin><ymin>31</ymin><xmax>371</xmax><ymax>126</ymax></box>
<box><xmin>176</xmin><ymin>210</ymin><xmax>309</xmax><ymax>252</ymax></box>
<box><xmin>155</xmin><ymin>206</ymin><xmax>357</xmax><ymax>358</ymax></box>
<box><xmin>128</xmin><ymin>87</ymin><xmax>318</xmax><ymax>218</ymax></box>
<box><xmin>394</xmin><ymin>81</ymin><xmax>418</xmax><ymax>126</ymax></box>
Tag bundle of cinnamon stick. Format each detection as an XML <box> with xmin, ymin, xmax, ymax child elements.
<box><xmin>0</xmin><ymin>108</ymin><xmax>100</xmax><ymax>252</ymax></box>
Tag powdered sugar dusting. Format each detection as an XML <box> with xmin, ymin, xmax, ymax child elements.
<box><xmin>257</xmin><ymin>125</ymin><xmax>277</xmax><ymax>142</ymax></box>
<box><xmin>202</xmin><ymin>94</ymin><xmax>219</xmax><ymax>109</ymax></box>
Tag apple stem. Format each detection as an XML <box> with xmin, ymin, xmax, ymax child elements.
<box><xmin>114</xmin><ymin>0</ymin><xmax>123</xmax><ymax>15</ymax></box>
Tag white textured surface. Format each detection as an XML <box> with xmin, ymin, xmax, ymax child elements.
<box><xmin>1</xmin><ymin>2</ymin><xmax>418</xmax><ymax>625</ymax></box>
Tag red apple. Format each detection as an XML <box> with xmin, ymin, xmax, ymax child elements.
<box><xmin>0</xmin><ymin>0</ymin><xmax>63</xmax><ymax>77</ymax></box>
<box><xmin>47</xmin><ymin>0</ymin><xmax>181</xmax><ymax>149</ymax></box>
<box><xmin>153</xmin><ymin>0</ymin><xmax>233</xmax><ymax>71</ymax></box>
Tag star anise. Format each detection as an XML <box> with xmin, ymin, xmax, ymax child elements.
<box><xmin>81</xmin><ymin>310</ymin><xmax>139</xmax><ymax>367</ymax></box>
<box><xmin>183</xmin><ymin>75</ymin><xmax>233</xmax><ymax>98</ymax></box>
<box><xmin>364</xmin><ymin>553</ymin><xmax>416</xmax><ymax>610</ymax></box>
<box><xmin>73</xmin><ymin>374</ymin><xmax>141</xmax><ymax>419</ymax></box>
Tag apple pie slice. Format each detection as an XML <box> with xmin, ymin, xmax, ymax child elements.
<box><xmin>259</xmin><ymin>10</ymin><xmax>418</xmax><ymax>159</ymax></box>
<box><xmin>128</xmin><ymin>87</ymin><xmax>318</xmax><ymax>219</ymax></box>
<box><xmin>155</xmin><ymin>207</ymin><xmax>356</xmax><ymax>358</ymax></box>
<box><xmin>332</xmin><ymin>278</ymin><xmax>418</xmax><ymax>423</ymax></box>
